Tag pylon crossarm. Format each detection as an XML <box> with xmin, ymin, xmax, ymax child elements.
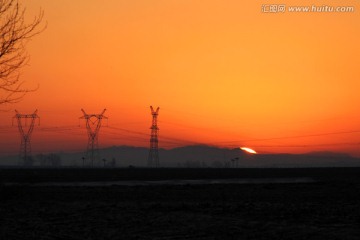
<box><xmin>150</xmin><ymin>106</ymin><xmax>160</xmax><ymax>115</ymax></box>
<box><xmin>100</xmin><ymin>109</ymin><xmax>107</xmax><ymax>116</ymax></box>
<box><xmin>80</xmin><ymin>109</ymin><xmax>87</xmax><ymax>117</ymax></box>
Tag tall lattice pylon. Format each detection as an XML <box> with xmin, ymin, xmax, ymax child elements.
<box><xmin>79</xmin><ymin>109</ymin><xmax>107</xmax><ymax>167</ymax></box>
<box><xmin>148</xmin><ymin>106</ymin><xmax>160</xmax><ymax>168</ymax></box>
<box><xmin>13</xmin><ymin>110</ymin><xmax>40</xmax><ymax>166</ymax></box>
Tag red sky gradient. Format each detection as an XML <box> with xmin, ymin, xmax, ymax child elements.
<box><xmin>1</xmin><ymin>0</ymin><xmax>360</xmax><ymax>156</ymax></box>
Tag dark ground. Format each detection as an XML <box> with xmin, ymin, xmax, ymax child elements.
<box><xmin>1</xmin><ymin>167</ymin><xmax>360</xmax><ymax>182</ymax></box>
<box><xmin>1</xmin><ymin>168</ymin><xmax>360</xmax><ymax>239</ymax></box>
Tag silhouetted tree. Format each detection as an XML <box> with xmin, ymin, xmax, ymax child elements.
<box><xmin>0</xmin><ymin>0</ymin><xmax>44</xmax><ymax>105</ymax></box>
<box><xmin>82</xmin><ymin>156</ymin><xmax>85</xmax><ymax>167</ymax></box>
<box><xmin>110</xmin><ymin>157</ymin><xmax>116</xmax><ymax>168</ymax></box>
<box><xmin>24</xmin><ymin>155</ymin><xmax>33</xmax><ymax>167</ymax></box>
<box><xmin>49</xmin><ymin>153</ymin><xmax>61</xmax><ymax>167</ymax></box>
<box><xmin>212</xmin><ymin>160</ymin><xmax>223</xmax><ymax>168</ymax></box>
<box><xmin>184</xmin><ymin>160</ymin><xmax>201</xmax><ymax>168</ymax></box>
<box><xmin>36</xmin><ymin>153</ymin><xmax>46</xmax><ymax>166</ymax></box>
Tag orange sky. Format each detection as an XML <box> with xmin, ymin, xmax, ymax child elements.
<box><xmin>1</xmin><ymin>0</ymin><xmax>360</xmax><ymax>156</ymax></box>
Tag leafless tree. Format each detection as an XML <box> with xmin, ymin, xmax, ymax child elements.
<box><xmin>0</xmin><ymin>0</ymin><xmax>44</xmax><ymax>105</ymax></box>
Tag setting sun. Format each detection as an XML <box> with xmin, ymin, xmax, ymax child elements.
<box><xmin>240</xmin><ymin>147</ymin><xmax>257</xmax><ymax>154</ymax></box>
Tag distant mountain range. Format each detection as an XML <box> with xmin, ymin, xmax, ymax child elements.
<box><xmin>1</xmin><ymin>145</ymin><xmax>360</xmax><ymax>168</ymax></box>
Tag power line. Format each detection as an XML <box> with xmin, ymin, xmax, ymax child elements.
<box><xmin>250</xmin><ymin>142</ymin><xmax>360</xmax><ymax>148</ymax></box>
<box><xmin>214</xmin><ymin>130</ymin><xmax>360</xmax><ymax>144</ymax></box>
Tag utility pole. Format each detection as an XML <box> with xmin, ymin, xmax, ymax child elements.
<box><xmin>231</xmin><ymin>157</ymin><xmax>239</xmax><ymax>168</ymax></box>
<box><xmin>13</xmin><ymin>110</ymin><xmax>40</xmax><ymax>166</ymax></box>
<box><xmin>148</xmin><ymin>106</ymin><xmax>160</xmax><ymax>168</ymax></box>
<box><xmin>79</xmin><ymin>109</ymin><xmax>107</xmax><ymax>167</ymax></box>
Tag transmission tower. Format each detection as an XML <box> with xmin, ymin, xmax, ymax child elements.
<box><xmin>79</xmin><ymin>109</ymin><xmax>107</xmax><ymax>167</ymax></box>
<box><xmin>13</xmin><ymin>110</ymin><xmax>40</xmax><ymax>166</ymax></box>
<box><xmin>148</xmin><ymin>106</ymin><xmax>160</xmax><ymax>168</ymax></box>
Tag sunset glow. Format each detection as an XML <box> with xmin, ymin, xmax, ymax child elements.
<box><xmin>0</xmin><ymin>0</ymin><xmax>359</xmax><ymax>157</ymax></box>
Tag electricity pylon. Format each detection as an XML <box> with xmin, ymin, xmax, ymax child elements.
<box><xmin>79</xmin><ymin>109</ymin><xmax>107</xmax><ymax>167</ymax></box>
<box><xmin>148</xmin><ymin>106</ymin><xmax>159</xmax><ymax>168</ymax></box>
<box><xmin>13</xmin><ymin>110</ymin><xmax>40</xmax><ymax>166</ymax></box>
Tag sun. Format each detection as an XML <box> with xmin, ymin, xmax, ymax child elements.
<box><xmin>240</xmin><ymin>147</ymin><xmax>257</xmax><ymax>154</ymax></box>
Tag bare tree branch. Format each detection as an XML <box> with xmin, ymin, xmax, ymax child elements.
<box><xmin>0</xmin><ymin>0</ymin><xmax>45</xmax><ymax>105</ymax></box>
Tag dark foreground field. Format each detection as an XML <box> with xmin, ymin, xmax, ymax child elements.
<box><xmin>1</xmin><ymin>167</ymin><xmax>360</xmax><ymax>183</ymax></box>
<box><xmin>1</xmin><ymin>168</ymin><xmax>360</xmax><ymax>239</ymax></box>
